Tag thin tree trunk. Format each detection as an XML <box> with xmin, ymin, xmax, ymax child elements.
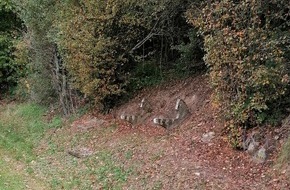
<box><xmin>51</xmin><ymin>45</ymin><xmax>76</xmax><ymax>116</ymax></box>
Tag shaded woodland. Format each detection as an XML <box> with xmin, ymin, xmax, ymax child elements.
<box><xmin>1</xmin><ymin>0</ymin><xmax>290</xmax><ymax>147</ymax></box>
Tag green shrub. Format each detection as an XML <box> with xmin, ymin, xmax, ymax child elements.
<box><xmin>0</xmin><ymin>1</ymin><xmax>24</xmax><ymax>94</ymax></box>
<box><xmin>128</xmin><ymin>60</ymin><xmax>163</xmax><ymax>92</ymax></box>
<box><xmin>171</xmin><ymin>28</ymin><xmax>205</xmax><ymax>76</ymax></box>
<box><xmin>187</xmin><ymin>0</ymin><xmax>290</xmax><ymax>148</ymax></box>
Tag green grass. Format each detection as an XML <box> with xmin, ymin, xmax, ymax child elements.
<box><xmin>88</xmin><ymin>151</ymin><xmax>131</xmax><ymax>189</ymax></box>
<box><xmin>0</xmin><ymin>103</ymin><xmax>61</xmax><ymax>189</ymax></box>
<box><xmin>0</xmin><ymin>103</ymin><xmax>54</xmax><ymax>162</ymax></box>
<box><xmin>277</xmin><ymin>137</ymin><xmax>290</xmax><ymax>167</ymax></box>
<box><xmin>0</xmin><ymin>151</ymin><xmax>26</xmax><ymax>190</ymax></box>
<box><xmin>0</xmin><ymin>103</ymin><xmax>133</xmax><ymax>190</ymax></box>
<box><xmin>33</xmin><ymin>127</ymin><xmax>133</xmax><ymax>190</ymax></box>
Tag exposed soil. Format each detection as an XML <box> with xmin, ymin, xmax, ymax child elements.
<box><xmin>49</xmin><ymin>74</ymin><xmax>290</xmax><ymax>189</ymax></box>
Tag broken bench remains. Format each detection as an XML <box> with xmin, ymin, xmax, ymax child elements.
<box><xmin>153</xmin><ymin>98</ymin><xmax>190</xmax><ymax>129</ymax></box>
<box><xmin>120</xmin><ymin>98</ymin><xmax>190</xmax><ymax>129</ymax></box>
<box><xmin>120</xmin><ymin>98</ymin><xmax>152</xmax><ymax>124</ymax></box>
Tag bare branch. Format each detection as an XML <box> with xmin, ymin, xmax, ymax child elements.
<box><xmin>130</xmin><ymin>17</ymin><xmax>161</xmax><ymax>53</ymax></box>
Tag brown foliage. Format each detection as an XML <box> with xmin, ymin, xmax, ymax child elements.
<box><xmin>55</xmin><ymin>0</ymin><xmax>163</xmax><ymax>108</ymax></box>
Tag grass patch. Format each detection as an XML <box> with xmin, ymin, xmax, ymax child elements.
<box><xmin>0</xmin><ymin>103</ymin><xmax>59</xmax><ymax>162</ymax></box>
<box><xmin>0</xmin><ymin>102</ymin><xmax>62</xmax><ymax>189</ymax></box>
<box><xmin>0</xmin><ymin>148</ymin><xmax>47</xmax><ymax>190</ymax></box>
<box><xmin>277</xmin><ymin>136</ymin><xmax>290</xmax><ymax>167</ymax></box>
<box><xmin>84</xmin><ymin>151</ymin><xmax>131</xmax><ymax>190</ymax></box>
<box><xmin>35</xmin><ymin>128</ymin><xmax>133</xmax><ymax>190</ymax></box>
<box><xmin>0</xmin><ymin>151</ymin><xmax>26</xmax><ymax>190</ymax></box>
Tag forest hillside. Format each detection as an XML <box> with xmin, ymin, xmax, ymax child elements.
<box><xmin>0</xmin><ymin>0</ymin><xmax>290</xmax><ymax>189</ymax></box>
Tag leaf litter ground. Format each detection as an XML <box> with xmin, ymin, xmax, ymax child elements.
<box><xmin>34</xmin><ymin>75</ymin><xmax>290</xmax><ymax>189</ymax></box>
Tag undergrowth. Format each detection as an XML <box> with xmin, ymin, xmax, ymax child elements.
<box><xmin>128</xmin><ymin>59</ymin><xmax>205</xmax><ymax>95</ymax></box>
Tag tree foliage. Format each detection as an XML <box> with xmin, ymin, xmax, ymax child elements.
<box><xmin>53</xmin><ymin>0</ymin><xmax>196</xmax><ymax>109</ymax></box>
<box><xmin>0</xmin><ymin>0</ymin><xmax>24</xmax><ymax>93</ymax></box>
<box><xmin>3</xmin><ymin>0</ymin><xmax>290</xmax><ymax>147</ymax></box>
<box><xmin>12</xmin><ymin>0</ymin><xmax>57</xmax><ymax>103</ymax></box>
<box><xmin>13</xmin><ymin>0</ymin><xmax>77</xmax><ymax>115</ymax></box>
<box><xmin>187</xmin><ymin>0</ymin><xmax>290</xmax><ymax>147</ymax></box>
<box><xmin>7</xmin><ymin>0</ymin><xmax>198</xmax><ymax>112</ymax></box>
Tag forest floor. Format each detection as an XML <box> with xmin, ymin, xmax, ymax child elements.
<box><xmin>1</xmin><ymin>75</ymin><xmax>290</xmax><ymax>189</ymax></box>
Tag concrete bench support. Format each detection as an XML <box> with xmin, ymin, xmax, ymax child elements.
<box><xmin>153</xmin><ymin>98</ymin><xmax>190</xmax><ymax>129</ymax></box>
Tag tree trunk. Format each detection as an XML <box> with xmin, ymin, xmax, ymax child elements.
<box><xmin>51</xmin><ymin>45</ymin><xmax>76</xmax><ymax>116</ymax></box>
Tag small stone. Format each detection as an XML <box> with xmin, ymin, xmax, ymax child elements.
<box><xmin>201</xmin><ymin>131</ymin><xmax>215</xmax><ymax>143</ymax></box>
<box><xmin>208</xmin><ymin>131</ymin><xmax>215</xmax><ymax>136</ymax></box>
<box><xmin>247</xmin><ymin>141</ymin><xmax>259</xmax><ymax>155</ymax></box>
<box><xmin>194</xmin><ymin>172</ymin><xmax>201</xmax><ymax>176</ymax></box>
<box><xmin>253</xmin><ymin>147</ymin><xmax>267</xmax><ymax>164</ymax></box>
<box><xmin>68</xmin><ymin>147</ymin><xmax>94</xmax><ymax>158</ymax></box>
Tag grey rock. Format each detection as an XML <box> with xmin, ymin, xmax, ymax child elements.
<box><xmin>247</xmin><ymin>141</ymin><xmax>259</xmax><ymax>155</ymax></box>
<box><xmin>201</xmin><ymin>131</ymin><xmax>215</xmax><ymax>143</ymax></box>
<box><xmin>120</xmin><ymin>98</ymin><xmax>152</xmax><ymax>124</ymax></box>
<box><xmin>153</xmin><ymin>99</ymin><xmax>190</xmax><ymax>129</ymax></box>
<box><xmin>68</xmin><ymin>147</ymin><xmax>94</xmax><ymax>158</ymax></box>
<box><xmin>253</xmin><ymin>147</ymin><xmax>267</xmax><ymax>164</ymax></box>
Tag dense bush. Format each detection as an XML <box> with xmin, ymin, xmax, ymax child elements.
<box><xmin>54</xmin><ymin>0</ymin><xmax>145</xmax><ymax>107</ymax></box>
<box><xmin>7</xmin><ymin>0</ymin><xmax>201</xmax><ymax>112</ymax></box>
<box><xmin>187</xmin><ymin>0</ymin><xmax>290</xmax><ymax>147</ymax></box>
<box><xmin>4</xmin><ymin>0</ymin><xmax>290</xmax><ymax>149</ymax></box>
<box><xmin>171</xmin><ymin>28</ymin><xmax>205</xmax><ymax>76</ymax></box>
<box><xmin>0</xmin><ymin>1</ymin><xmax>24</xmax><ymax>94</ymax></box>
<box><xmin>14</xmin><ymin>0</ymin><xmax>78</xmax><ymax>114</ymax></box>
<box><xmin>53</xmin><ymin>0</ymin><xmax>197</xmax><ymax>109</ymax></box>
